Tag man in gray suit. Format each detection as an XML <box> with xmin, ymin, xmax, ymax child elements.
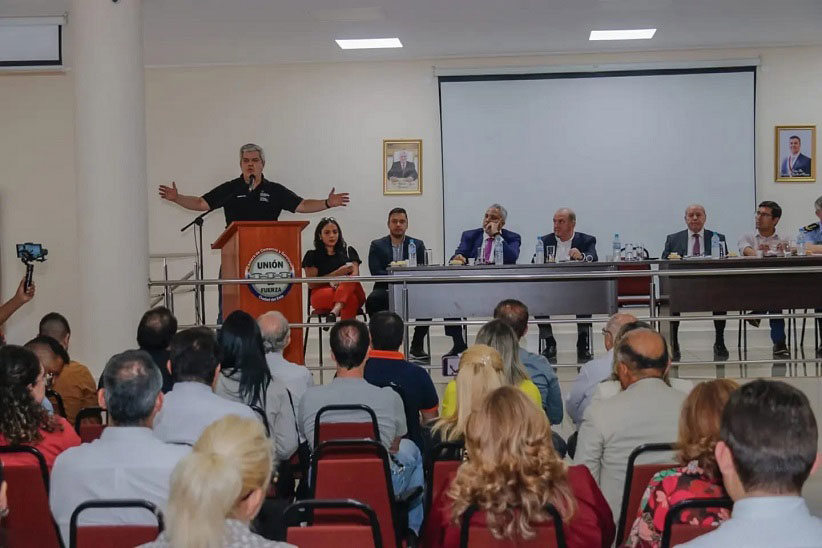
<box><xmin>574</xmin><ymin>327</ymin><xmax>685</xmax><ymax>518</ymax></box>
<box><xmin>661</xmin><ymin>204</ymin><xmax>729</xmax><ymax>362</ymax></box>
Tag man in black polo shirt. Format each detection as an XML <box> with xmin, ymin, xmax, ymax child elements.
<box><xmin>158</xmin><ymin>143</ymin><xmax>349</xmax><ymax>225</ymax></box>
<box><xmin>363</xmin><ymin>311</ymin><xmax>439</xmax><ymax>452</ymax></box>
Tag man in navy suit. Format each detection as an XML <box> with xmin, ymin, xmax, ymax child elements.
<box><xmin>537</xmin><ymin>208</ymin><xmax>598</xmax><ymax>363</ymax></box>
<box><xmin>365</xmin><ymin>208</ymin><xmax>430</xmax><ymax>360</ymax></box>
<box><xmin>447</xmin><ymin>204</ymin><xmax>521</xmax><ymax>355</ymax></box>
<box><xmin>386</xmin><ymin>150</ymin><xmax>418</xmax><ymax>181</ymax></box>
<box><xmin>661</xmin><ymin>204</ymin><xmax>729</xmax><ymax>362</ymax></box>
<box><xmin>780</xmin><ymin>135</ymin><xmax>813</xmax><ymax>177</ymax></box>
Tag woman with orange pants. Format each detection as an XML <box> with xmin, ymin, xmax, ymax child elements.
<box><xmin>302</xmin><ymin>217</ymin><xmax>366</xmax><ymax>322</ymax></box>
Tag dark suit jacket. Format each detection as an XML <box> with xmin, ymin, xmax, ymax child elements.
<box><xmin>661</xmin><ymin>229</ymin><xmax>726</xmax><ymax>259</ymax></box>
<box><xmin>387</xmin><ymin>160</ymin><xmax>418</xmax><ymax>180</ymax></box>
<box><xmin>539</xmin><ymin>232</ymin><xmax>598</xmax><ymax>262</ymax></box>
<box><xmin>451</xmin><ymin>228</ymin><xmax>521</xmax><ymax>264</ymax></box>
<box><xmin>780</xmin><ymin>153</ymin><xmax>812</xmax><ymax>177</ymax></box>
<box><xmin>368</xmin><ymin>235</ymin><xmax>426</xmax><ymax>290</ymax></box>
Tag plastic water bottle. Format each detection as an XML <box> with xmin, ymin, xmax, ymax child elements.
<box><xmin>711</xmin><ymin>233</ymin><xmax>721</xmax><ymax>259</ymax></box>
<box><xmin>494</xmin><ymin>235</ymin><xmax>504</xmax><ymax>265</ymax></box>
<box><xmin>408</xmin><ymin>239</ymin><xmax>417</xmax><ymax>267</ymax></box>
<box><xmin>797</xmin><ymin>231</ymin><xmax>807</xmax><ymax>256</ymax></box>
<box><xmin>612</xmin><ymin>233</ymin><xmax>621</xmax><ymax>262</ymax></box>
<box><xmin>535</xmin><ymin>237</ymin><xmax>545</xmax><ymax>264</ymax></box>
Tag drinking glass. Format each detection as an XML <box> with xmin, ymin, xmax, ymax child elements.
<box><xmin>424</xmin><ymin>248</ymin><xmax>435</xmax><ymax>266</ymax></box>
<box><xmin>545</xmin><ymin>245</ymin><xmax>556</xmax><ymax>263</ymax></box>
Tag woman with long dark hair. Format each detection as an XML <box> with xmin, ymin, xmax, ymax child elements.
<box><xmin>301</xmin><ymin>217</ymin><xmax>365</xmax><ymax>322</ymax></box>
<box><xmin>0</xmin><ymin>345</ymin><xmax>80</xmax><ymax>469</ymax></box>
<box><xmin>215</xmin><ymin>310</ymin><xmax>298</xmax><ymax>462</ymax></box>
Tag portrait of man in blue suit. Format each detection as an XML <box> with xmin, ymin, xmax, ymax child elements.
<box><xmin>779</xmin><ymin>134</ymin><xmax>813</xmax><ymax>177</ymax></box>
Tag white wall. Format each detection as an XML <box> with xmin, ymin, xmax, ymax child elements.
<box><xmin>1</xmin><ymin>45</ymin><xmax>820</xmax><ymax>374</ymax></box>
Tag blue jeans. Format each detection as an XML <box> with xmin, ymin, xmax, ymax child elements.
<box><xmin>390</xmin><ymin>438</ymin><xmax>424</xmax><ymax>534</ymax></box>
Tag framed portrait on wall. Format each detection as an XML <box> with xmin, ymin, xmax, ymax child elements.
<box><xmin>383</xmin><ymin>139</ymin><xmax>422</xmax><ymax>195</ymax></box>
<box><xmin>775</xmin><ymin>126</ymin><xmax>815</xmax><ymax>182</ymax></box>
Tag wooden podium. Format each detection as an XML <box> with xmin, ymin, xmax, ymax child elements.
<box><xmin>212</xmin><ymin>221</ymin><xmax>309</xmax><ymax>364</ymax></box>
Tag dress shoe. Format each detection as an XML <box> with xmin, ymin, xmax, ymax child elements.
<box><xmin>576</xmin><ymin>347</ymin><xmax>593</xmax><ymax>364</ymax></box>
<box><xmin>444</xmin><ymin>342</ymin><xmax>467</xmax><ymax>358</ymax></box>
<box><xmin>672</xmin><ymin>344</ymin><xmax>682</xmax><ymax>362</ymax></box>
<box><xmin>322</xmin><ymin>312</ymin><xmax>336</xmax><ymax>331</ymax></box>
<box><xmin>408</xmin><ymin>345</ymin><xmax>430</xmax><ymax>363</ymax></box>
<box><xmin>541</xmin><ymin>340</ymin><xmax>558</xmax><ymax>364</ymax></box>
<box><xmin>713</xmin><ymin>341</ymin><xmax>729</xmax><ymax>361</ymax></box>
<box><xmin>746</xmin><ymin>317</ymin><xmax>761</xmax><ymax>328</ymax></box>
<box><xmin>772</xmin><ymin>341</ymin><xmax>790</xmax><ymax>358</ymax></box>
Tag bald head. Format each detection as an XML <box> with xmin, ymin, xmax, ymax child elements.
<box><xmin>603</xmin><ymin>313</ymin><xmax>638</xmax><ymax>351</ymax></box>
<box><xmin>684</xmin><ymin>204</ymin><xmax>707</xmax><ymax>234</ymax></box>
<box><xmin>257</xmin><ymin>311</ymin><xmax>290</xmax><ymax>353</ymax></box>
<box><xmin>615</xmin><ymin>328</ymin><xmax>669</xmax><ymax>387</ymax></box>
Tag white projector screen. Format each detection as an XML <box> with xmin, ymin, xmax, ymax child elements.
<box><xmin>440</xmin><ymin>68</ymin><xmax>756</xmax><ymax>261</ymax></box>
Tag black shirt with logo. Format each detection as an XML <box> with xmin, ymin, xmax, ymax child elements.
<box><xmin>201</xmin><ymin>176</ymin><xmax>303</xmax><ymax>227</ymax></box>
<box><xmin>302</xmin><ymin>246</ymin><xmax>361</xmax><ymax>276</ymax></box>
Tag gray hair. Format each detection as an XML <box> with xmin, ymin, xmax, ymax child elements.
<box><xmin>258</xmin><ymin>311</ymin><xmax>290</xmax><ymax>353</ymax></box>
<box><xmin>239</xmin><ymin>143</ymin><xmax>265</xmax><ymax>164</ymax></box>
<box><xmin>101</xmin><ymin>350</ymin><xmax>162</xmax><ymax>426</ymax></box>
<box><xmin>556</xmin><ymin>207</ymin><xmax>576</xmax><ymax>223</ymax></box>
<box><xmin>488</xmin><ymin>203</ymin><xmax>507</xmax><ymax>222</ymax></box>
<box><xmin>815</xmin><ymin>195</ymin><xmax>822</xmax><ymax>212</ymax></box>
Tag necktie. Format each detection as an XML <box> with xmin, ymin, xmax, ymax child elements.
<box><xmin>483</xmin><ymin>238</ymin><xmax>493</xmax><ymax>262</ymax></box>
<box><xmin>692</xmin><ymin>234</ymin><xmax>700</xmax><ymax>256</ymax></box>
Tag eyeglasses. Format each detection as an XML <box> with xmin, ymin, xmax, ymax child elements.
<box><xmin>320</xmin><ymin>217</ymin><xmax>337</xmax><ymax>222</ymax></box>
<box><xmin>601</xmin><ymin>328</ymin><xmax>613</xmax><ymax>337</ymax></box>
<box><xmin>754</xmin><ymin>211</ymin><xmax>773</xmax><ymax>218</ymax></box>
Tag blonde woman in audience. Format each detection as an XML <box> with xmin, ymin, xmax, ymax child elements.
<box><xmin>140</xmin><ymin>415</ymin><xmax>294</xmax><ymax>548</ymax></box>
<box><xmin>475</xmin><ymin>319</ymin><xmax>542</xmax><ymax>407</ymax></box>
<box><xmin>625</xmin><ymin>379</ymin><xmax>738</xmax><ymax>548</ymax></box>
<box><xmin>425</xmin><ymin>387</ymin><xmax>615</xmax><ymax>548</ymax></box>
<box><xmin>433</xmin><ymin>345</ymin><xmax>503</xmax><ymax>443</ymax></box>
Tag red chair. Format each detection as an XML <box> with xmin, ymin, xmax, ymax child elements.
<box><xmin>284</xmin><ymin>499</ymin><xmax>383</xmax><ymax>548</ymax></box>
<box><xmin>69</xmin><ymin>499</ymin><xmax>165</xmax><ymax>548</ymax></box>
<box><xmin>0</xmin><ymin>445</ymin><xmax>62</xmax><ymax>548</ymax></box>
<box><xmin>46</xmin><ymin>389</ymin><xmax>67</xmax><ymax>419</ymax></box>
<box><xmin>459</xmin><ymin>503</ymin><xmax>566</xmax><ymax>548</ymax></box>
<box><xmin>660</xmin><ymin>497</ymin><xmax>732</xmax><ymax>548</ymax></box>
<box><xmin>424</xmin><ymin>442</ymin><xmax>464</xmax><ymax>513</ymax></box>
<box><xmin>314</xmin><ymin>404</ymin><xmax>379</xmax><ymax>447</ymax></box>
<box><xmin>74</xmin><ymin>407</ymin><xmax>107</xmax><ymax>444</ymax></box>
<box><xmin>310</xmin><ymin>439</ymin><xmax>421</xmax><ymax>548</ymax></box>
<box><xmin>616</xmin><ymin>442</ymin><xmax>676</xmax><ymax>545</ymax></box>
<box><xmin>617</xmin><ymin>263</ymin><xmax>653</xmax><ymax>308</ymax></box>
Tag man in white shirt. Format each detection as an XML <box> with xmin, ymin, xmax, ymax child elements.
<box><xmin>737</xmin><ymin>200</ymin><xmax>788</xmax><ymax>358</ymax></box>
<box><xmin>574</xmin><ymin>327</ymin><xmax>685</xmax><ymax>517</ymax></box>
<box><xmin>257</xmin><ymin>311</ymin><xmax>313</xmax><ymax>408</ymax></box>
<box><xmin>153</xmin><ymin>327</ymin><xmax>259</xmax><ymax>445</ymax></box>
<box><xmin>50</xmin><ymin>350</ymin><xmax>190</xmax><ymax>544</ymax></box>
<box><xmin>679</xmin><ymin>380</ymin><xmax>822</xmax><ymax>547</ymax></box>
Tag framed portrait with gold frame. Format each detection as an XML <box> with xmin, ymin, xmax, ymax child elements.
<box><xmin>775</xmin><ymin>125</ymin><xmax>815</xmax><ymax>182</ymax></box>
<box><xmin>383</xmin><ymin>139</ymin><xmax>422</xmax><ymax>195</ymax></box>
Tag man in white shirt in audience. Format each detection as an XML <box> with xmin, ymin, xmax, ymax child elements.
<box><xmin>153</xmin><ymin>327</ymin><xmax>259</xmax><ymax>444</ymax></box>
<box><xmin>680</xmin><ymin>379</ymin><xmax>822</xmax><ymax>547</ymax></box>
<box><xmin>737</xmin><ymin>200</ymin><xmax>788</xmax><ymax>358</ymax></box>
<box><xmin>257</xmin><ymin>310</ymin><xmax>313</xmax><ymax>408</ymax></box>
<box><xmin>574</xmin><ymin>327</ymin><xmax>685</xmax><ymax>517</ymax></box>
<box><xmin>50</xmin><ymin>350</ymin><xmax>190</xmax><ymax>544</ymax></box>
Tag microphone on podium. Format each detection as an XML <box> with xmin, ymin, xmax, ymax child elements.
<box><xmin>248</xmin><ymin>174</ymin><xmax>256</xmax><ymax>191</ymax></box>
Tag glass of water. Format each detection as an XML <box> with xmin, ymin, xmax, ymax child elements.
<box><xmin>545</xmin><ymin>245</ymin><xmax>556</xmax><ymax>263</ymax></box>
<box><xmin>424</xmin><ymin>248</ymin><xmax>435</xmax><ymax>266</ymax></box>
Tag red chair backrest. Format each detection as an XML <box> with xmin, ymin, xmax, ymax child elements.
<box><xmin>0</xmin><ymin>447</ymin><xmax>61</xmax><ymax>548</ymax></box>
<box><xmin>74</xmin><ymin>526</ymin><xmax>160</xmax><ymax>547</ymax></box>
<box><xmin>316</xmin><ymin>422</ymin><xmax>376</xmax><ymax>445</ymax></box>
<box><xmin>660</xmin><ymin>497</ymin><xmax>732</xmax><ymax>548</ymax></box>
<box><xmin>75</xmin><ymin>407</ymin><xmax>107</xmax><ymax>444</ymax></box>
<box><xmin>617</xmin><ymin>263</ymin><xmax>653</xmax><ymax>306</ymax></box>
<box><xmin>430</xmin><ymin>460</ymin><xmax>460</xmax><ymax>510</ymax></box>
<box><xmin>668</xmin><ymin>523</ymin><xmax>719</xmax><ymax>546</ymax></box>
<box><xmin>311</xmin><ymin>441</ymin><xmax>397</xmax><ymax>548</ymax></box>
<box><xmin>288</xmin><ymin>525</ymin><xmax>378</xmax><ymax>548</ymax></box>
<box><xmin>460</xmin><ymin>505</ymin><xmax>565</xmax><ymax>548</ymax></box>
<box><xmin>617</xmin><ymin>442</ymin><xmax>676</xmax><ymax>545</ymax></box>
<box><xmin>285</xmin><ymin>499</ymin><xmax>382</xmax><ymax>548</ymax></box>
<box><xmin>77</xmin><ymin>424</ymin><xmax>106</xmax><ymax>444</ymax></box>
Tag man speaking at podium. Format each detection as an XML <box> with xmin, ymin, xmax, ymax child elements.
<box><xmin>158</xmin><ymin>143</ymin><xmax>350</xmax><ymax>223</ymax></box>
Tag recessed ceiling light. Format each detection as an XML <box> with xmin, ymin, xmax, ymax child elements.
<box><xmin>335</xmin><ymin>38</ymin><xmax>403</xmax><ymax>49</ymax></box>
<box><xmin>589</xmin><ymin>29</ymin><xmax>657</xmax><ymax>41</ymax></box>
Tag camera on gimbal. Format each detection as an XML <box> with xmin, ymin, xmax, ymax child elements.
<box><xmin>17</xmin><ymin>242</ymin><xmax>48</xmax><ymax>290</ymax></box>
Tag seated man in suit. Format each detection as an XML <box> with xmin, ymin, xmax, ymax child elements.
<box><xmin>365</xmin><ymin>207</ymin><xmax>430</xmax><ymax>360</ymax></box>
<box><xmin>387</xmin><ymin>150</ymin><xmax>418</xmax><ymax>182</ymax></box>
<box><xmin>448</xmin><ymin>204</ymin><xmax>521</xmax><ymax>355</ymax></box>
<box><xmin>799</xmin><ymin>195</ymin><xmax>822</xmax><ymax>358</ymax></box>
<box><xmin>537</xmin><ymin>208</ymin><xmax>598</xmax><ymax>363</ymax></box>
<box><xmin>661</xmin><ymin>204</ymin><xmax>729</xmax><ymax>361</ymax></box>
<box><xmin>574</xmin><ymin>326</ymin><xmax>686</xmax><ymax>518</ymax></box>
<box><xmin>780</xmin><ymin>134</ymin><xmax>812</xmax><ymax>177</ymax></box>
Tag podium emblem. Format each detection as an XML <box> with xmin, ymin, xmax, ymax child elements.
<box><xmin>245</xmin><ymin>248</ymin><xmax>295</xmax><ymax>302</ymax></box>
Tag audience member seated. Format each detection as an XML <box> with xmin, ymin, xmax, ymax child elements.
<box><xmin>625</xmin><ymin>379</ymin><xmax>738</xmax><ymax>548</ymax></box>
<box><xmin>153</xmin><ymin>327</ymin><xmax>259</xmax><ymax>445</ymax></box>
<box><xmin>678</xmin><ymin>380</ymin><xmax>822</xmax><ymax>547</ymax></box>
<box><xmin>493</xmin><ymin>299</ymin><xmax>563</xmax><ymax>424</ymax></box>
<box><xmin>257</xmin><ymin>311</ymin><xmax>313</xmax><ymax>409</ymax></box>
<box><xmin>0</xmin><ymin>345</ymin><xmax>80</xmax><ymax>469</ymax></box>
<box><xmin>442</xmin><ymin>320</ymin><xmax>542</xmax><ymax>416</ymax></box>
<box><xmin>432</xmin><ymin>345</ymin><xmax>503</xmax><ymax>445</ymax></box>
<box><xmin>297</xmin><ymin>320</ymin><xmax>424</xmax><ymax>535</ymax></box>
<box><xmin>26</xmin><ymin>335</ymin><xmax>97</xmax><ymax>426</ymax></box>
<box><xmin>363</xmin><ymin>311</ymin><xmax>439</xmax><ymax>452</ymax></box>
<box><xmin>38</xmin><ymin>311</ymin><xmax>98</xmax><ymax>403</ymax></box>
<box><xmin>215</xmin><ymin>310</ymin><xmax>298</xmax><ymax>462</ymax></box>
<box><xmin>50</xmin><ymin>350</ymin><xmax>190</xmax><ymax>544</ymax></box>
<box><xmin>574</xmin><ymin>327</ymin><xmax>686</xmax><ymax>517</ymax></box>
<box><xmin>139</xmin><ymin>415</ymin><xmax>295</xmax><ymax>548</ymax></box>
<box><xmin>425</xmin><ymin>386</ymin><xmax>615</xmax><ymax>548</ymax></box>
<box><xmin>301</xmin><ymin>217</ymin><xmax>365</xmax><ymax>322</ymax></box>
<box><xmin>137</xmin><ymin>306</ymin><xmax>178</xmax><ymax>393</ymax></box>
<box><xmin>566</xmin><ymin>313</ymin><xmax>637</xmax><ymax>428</ymax></box>
<box><xmin>0</xmin><ymin>276</ymin><xmax>35</xmax><ymax>345</ymax></box>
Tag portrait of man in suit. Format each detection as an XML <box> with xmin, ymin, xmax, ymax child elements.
<box><xmin>384</xmin><ymin>140</ymin><xmax>422</xmax><ymax>194</ymax></box>
<box><xmin>776</xmin><ymin>127</ymin><xmax>815</xmax><ymax>181</ymax></box>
